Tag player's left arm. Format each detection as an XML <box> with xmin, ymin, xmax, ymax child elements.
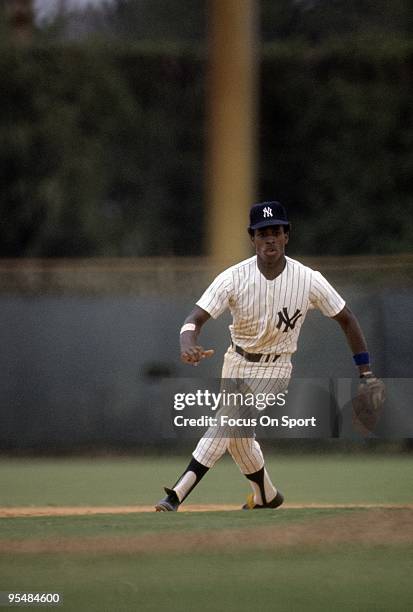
<box><xmin>333</xmin><ymin>305</ymin><xmax>372</xmax><ymax>376</ymax></box>
<box><xmin>333</xmin><ymin>305</ymin><xmax>385</xmax><ymax>433</ymax></box>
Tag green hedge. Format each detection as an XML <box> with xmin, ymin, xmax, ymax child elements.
<box><xmin>1</xmin><ymin>39</ymin><xmax>412</xmax><ymax>256</ymax></box>
<box><xmin>0</xmin><ymin>43</ymin><xmax>205</xmax><ymax>256</ymax></box>
<box><xmin>260</xmin><ymin>37</ymin><xmax>413</xmax><ymax>254</ymax></box>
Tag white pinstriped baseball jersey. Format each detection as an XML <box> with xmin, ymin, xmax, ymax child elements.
<box><xmin>196</xmin><ymin>255</ymin><xmax>345</xmax><ymax>355</ymax></box>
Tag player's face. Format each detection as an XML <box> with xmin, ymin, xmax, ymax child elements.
<box><xmin>251</xmin><ymin>225</ymin><xmax>289</xmax><ymax>263</ymax></box>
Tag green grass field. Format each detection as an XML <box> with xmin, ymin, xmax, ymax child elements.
<box><xmin>1</xmin><ymin>453</ymin><xmax>412</xmax><ymax>506</ymax></box>
<box><xmin>0</xmin><ymin>454</ymin><xmax>412</xmax><ymax>612</ymax></box>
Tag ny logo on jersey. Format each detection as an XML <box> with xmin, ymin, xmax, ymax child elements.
<box><xmin>263</xmin><ymin>206</ymin><xmax>273</xmax><ymax>218</ymax></box>
<box><xmin>276</xmin><ymin>307</ymin><xmax>302</xmax><ymax>332</ymax></box>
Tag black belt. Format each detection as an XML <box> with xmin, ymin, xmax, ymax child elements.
<box><xmin>233</xmin><ymin>343</ymin><xmax>280</xmax><ymax>363</ymax></box>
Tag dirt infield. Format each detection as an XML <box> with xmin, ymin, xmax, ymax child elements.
<box><xmin>1</xmin><ymin>509</ymin><xmax>412</xmax><ymax>554</ymax></box>
<box><xmin>0</xmin><ymin>503</ymin><xmax>412</xmax><ymax>517</ymax></box>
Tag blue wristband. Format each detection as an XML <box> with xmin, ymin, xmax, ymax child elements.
<box><xmin>353</xmin><ymin>352</ymin><xmax>370</xmax><ymax>366</ymax></box>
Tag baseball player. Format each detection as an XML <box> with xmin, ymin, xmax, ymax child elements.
<box><xmin>155</xmin><ymin>201</ymin><xmax>380</xmax><ymax>511</ymax></box>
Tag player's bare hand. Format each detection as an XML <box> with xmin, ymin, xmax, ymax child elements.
<box><xmin>181</xmin><ymin>346</ymin><xmax>214</xmax><ymax>366</ymax></box>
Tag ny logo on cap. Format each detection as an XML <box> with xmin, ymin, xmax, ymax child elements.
<box><xmin>263</xmin><ymin>206</ymin><xmax>273</xmax><ymax>218</ymax></box>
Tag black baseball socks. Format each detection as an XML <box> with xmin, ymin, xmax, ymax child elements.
<box><xmin>245</xmin><ymin>466</ymin><xmax>280</xmax><ymax>506</ymax></box>
<box><xmin>170</xmin><ymin>456</ymin><xmax>210</xmax><ymax>504</ymax></box>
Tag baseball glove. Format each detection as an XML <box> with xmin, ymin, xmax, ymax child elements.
<box><xmin>352</xmin><ymin>373</ymin><xmax>385</xmax><ymax>436</ymax></box>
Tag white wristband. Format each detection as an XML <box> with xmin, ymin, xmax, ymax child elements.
<box><xmin>180</xmin><ymin>323</ymin><xmax>197</xmax><ymax>334</ymax></box>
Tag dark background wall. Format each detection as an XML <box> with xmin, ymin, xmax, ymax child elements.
<box><xmin>1</xmin><ymin>258</ymin><xmax>411</xmax><ymax>449</ymax></box>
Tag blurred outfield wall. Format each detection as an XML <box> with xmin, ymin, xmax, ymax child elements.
<box><xmin>0</xmin><ymin>255</ymin><xmax>412</xmax><ymax>450</ymax></box>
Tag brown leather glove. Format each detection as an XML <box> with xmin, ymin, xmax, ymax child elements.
<box><xmin>352</xmin><ymin>373</ymin><xmax>386</xmax><ymax>435</ymax></box>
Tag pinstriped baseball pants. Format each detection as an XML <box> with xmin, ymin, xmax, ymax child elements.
<box><xmin>192</xmin><ymin>346</ymin><xmax>292</xmax><ymax>474</ymax></box>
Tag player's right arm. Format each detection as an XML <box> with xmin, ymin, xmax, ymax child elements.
<box><xmin>180</xmin><ymin>306</ymin><xmax>214</xmax><ymax>366</ymax></box>
<box><xmin>181</xmin><ymin>267</ymin><xmax>231</xmax><ymax>366</ymax></box>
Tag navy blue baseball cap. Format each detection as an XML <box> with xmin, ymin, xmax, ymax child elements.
<box><xmin>249</xmin><ymin>201</ymin><xmax>289</xmax><ymax>230</ymax></box>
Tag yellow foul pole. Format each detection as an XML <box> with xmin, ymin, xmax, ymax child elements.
<box><xmin>207</xmin><ymin>0</ymin><xmax>258</xmax><ymax>262</ymax></box>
